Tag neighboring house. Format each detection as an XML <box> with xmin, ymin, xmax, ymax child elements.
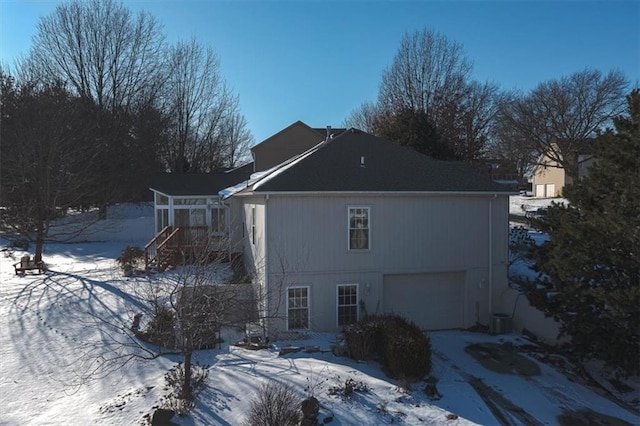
<box><xmin>147</xmin><ymin>123</ymin><xmax>514</xmax><ymax>336</ymax></box>
<box><xmin>531</xmin><ymin>142</ymin><xmax>594</xmax><ymax>198</ymax></box>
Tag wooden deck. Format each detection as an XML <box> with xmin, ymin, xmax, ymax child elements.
<box><xmin>145</xmin><ymin>227</ymin><xmax>227</xmax><ymax>272</ymax></box>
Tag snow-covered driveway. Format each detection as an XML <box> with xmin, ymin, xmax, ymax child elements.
<box><xmin>431</xmin><ymin>331</ymin><xmax>639</xmax><ymax>425</ymax></box>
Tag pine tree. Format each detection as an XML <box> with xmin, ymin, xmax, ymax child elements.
<box><xmin>525</xmin><ymin>90</ymin><xmax>640</xmax><ymax>374</ymax></box>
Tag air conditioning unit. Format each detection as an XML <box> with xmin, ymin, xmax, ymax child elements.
<box><xmin>490</xmin><ymin>313</ymin><xmax>513</xmax><ymax>335</ymax></box>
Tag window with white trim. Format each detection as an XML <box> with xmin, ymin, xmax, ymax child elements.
<box><xmin>337</xmin><ymin>284</ymin><xmax>358</xmax><ymax>327</ymax></box>
<box><xmin>348</xmin><ymin>207</ymin><xmax>370</xmax><ymax>250</ymax></box>
<box><xmin>287</xmin><ymin>287</ymin><xmax>309</xmax><ymax>330</ymax></box>
<box><xmin>211</xmin><ymin>207</ymin><xmax>226</xmax><ymax>234</ymax></box>
<box><xmin>156</xmin><ymin>208</ymin><xmax>169</xmax><ymax>233</ymax></box>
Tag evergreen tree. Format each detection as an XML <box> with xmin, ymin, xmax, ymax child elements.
<box><xmin>525</xmin><ymin>90</ymin><xmax>640</xmax><ymax>374</ymax></box>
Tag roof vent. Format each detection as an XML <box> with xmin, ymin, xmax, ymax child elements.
<box><xmin>326</xmin><ymin>125</ymin><xmax>332</xmax><ymax>141</ymax></box>
<box><xmin>360</xmin><ymin>156</ymin><xmax>365</xmax><ymax>168</ymax></box>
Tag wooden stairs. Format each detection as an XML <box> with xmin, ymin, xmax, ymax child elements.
<box><xmin>145</xmin><ymin>226</ymin><xmax>182</xmax><ymax>272</ymax></box>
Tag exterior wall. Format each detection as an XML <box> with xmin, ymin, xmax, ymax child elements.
<box><xmin>251</xmin><ymin>123</ymin><xmax>324</xmax><ymax>172</ymax></box>
<box><xmin>255</xmin><ymin>193</ymin><xmax>510</xmax><ymax>335</ymax></box>
<box><xmin>532</xmin><ymin>154</ymin><xmax>565</xmax><ymax>198</ymax></box>
<box><xmin>501</xmin><ymin>289</ymin><xmax>568</xmax><ymax>345</ymax></box>
<box><xmin>227</xmin><ymin>196</ymin><xmax>245</xmax><ymax>254</ymax></box>
<box><xmin>239</xmin><ymin>195</ymin><xmax>267</xmax><ymax>282</ymax></box>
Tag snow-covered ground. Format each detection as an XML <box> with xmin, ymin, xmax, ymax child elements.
<box><xmin>1</xmin><ymin>203</ymin><xmax>638</xmax><ymax>425</ymax></box>
<box><xmin>509</xmin><ymin>195</ymin><xmax>566</xmax><ymax>217</ymax></box>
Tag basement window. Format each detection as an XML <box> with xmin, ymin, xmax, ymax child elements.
<box><xmin>337</xmin><ymin>284</ymin><xmax>358</xmax><ymax>327</ymax></box>
<box><xmin>287</xmin><ymin>287</ymin><xmax>309</xmax><ymax>330</ymax></box>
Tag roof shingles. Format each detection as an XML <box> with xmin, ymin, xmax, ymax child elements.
<box><xmin>150</xmin><ymin>163</ymin><xmax>253</xmax><ymax>196</ymax></box>
<box><xmin>252</xmin><ymin>130</ymin><xmax>511</xmax><ymax>193</ymax></box>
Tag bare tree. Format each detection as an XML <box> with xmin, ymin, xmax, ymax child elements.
<box><xmin>56</xmin><ymin>232</ymin><xmax>293</xmax><ymax>414</ymax></box>
<box><xmin>161</xmin><ymin>38</ymin><xmax>237</xmax><ymax>172</ymax></box>
<box><xmin>488</xmin><ymin>94</ymin><xmax>540</xmax><ymax>183</ymax></box>
<box><xmin>350</xmin><ymin>28</ymin><xmax>498</xmax><ymax>161</ymax></box>
<box><xmin>24</xmin><ymin>0</ymin><xmax>165</xmax><ymax>111</ymax></box>
<box><xmin>502</xmin><ymin>69</ymin><xmax>629</xmax><ymax>180</ymax></box>
<box><xmin>219</xmin><ymin>109</ymin><xmax>254</xmax><ymax>167</ymax></box>
<box><xmin>453</xmin><ymin>81</ymin><xmax>501</xmax><ymax>160</ymax></box>
<box><xmin>378</xmin><ymin>28</ymin><xmax>472</xmax><ymax>116</ymax></box>
<box><xmin>18</xmin><ymin>0</ymin><xmax>167</xmax><ymax>217</ymax></box>
<box><xmin>342</xmin><ymin>101</ymin><xmax>380</xmax><ymax>132</ymax></box>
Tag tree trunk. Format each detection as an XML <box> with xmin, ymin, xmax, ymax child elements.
<box><xmin>98</xmin><ymin>203</ymin><xmax>108</xmax><ymax>220</ymax></box>
<box><xmin>34</xmin><ymin>221</ymin><xmax>45</xmax><ymax>263</ymax></box>
<box><xmin>182</xmin><ymin>351</ymin><xmax>192</xmax><ymax>401</ymax></box>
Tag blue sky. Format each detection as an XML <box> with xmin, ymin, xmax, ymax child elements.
<box><xmin>1</xmin><ymin>1</ymin><xmax>639</xmax><ymax>143</ymax></box>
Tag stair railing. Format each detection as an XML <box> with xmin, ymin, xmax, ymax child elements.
<box><xmin>144</xmin><ymin>226</ymin><xmax>171</xmax><ymax>271</ymax></box>
<box><xmin>155</xmin><ymin>227</ymin><xmax>182</xmax><ymax>271</ymax></box>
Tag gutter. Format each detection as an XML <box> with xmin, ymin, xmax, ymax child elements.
<box><xmin>221</xmin><ymin>198</ymin><xmax>232</xmax><ymax>263</ymax></box>
<box><xmin>263</xmin><ymin>193</ymin><xmax>270</xmax><ymax>337</ymax></box>
<box><xmin>488</xmin><ymin>194</ymin><xmax>497</xmax><ymax>320</ymax></box>
<box><xmin>234</xmin><ymin>190</ymin><xmax>517</xmax><ymax>197</ymax></box>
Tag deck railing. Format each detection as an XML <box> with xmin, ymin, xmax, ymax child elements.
<box><xmin>145</xmin><ymin>226</ymin><xmax>228</xmax><ymax>271</ymax></box>
<box><xmin>144</xmin><ymin>226</ymin><xmax>171</xmax><ymax>270</ymax></box>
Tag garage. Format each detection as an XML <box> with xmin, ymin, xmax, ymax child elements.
<box><xmin>383</xmin><ymin>272</ymin><xmax>466</xmax><ymax>330</ymax></box>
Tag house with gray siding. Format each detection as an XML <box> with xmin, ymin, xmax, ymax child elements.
<box><xmin>224</xmin><ymin>128</ymin><xmax>514</xmax><ymax>337</ymax></box>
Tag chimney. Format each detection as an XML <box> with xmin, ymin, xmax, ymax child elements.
<box><xmin>326</xmin><ymin>125</ymin><xmax>332</xmax><ymax>141</ymax></box>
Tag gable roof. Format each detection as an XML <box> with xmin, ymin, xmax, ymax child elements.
<box><xmin>245</xmin><ymin>129</ymin><xmax>513</xmax><ymax>193</ymax></box>
<box><xmin>150</xmin><ymin>163</ymin><xmax>254</xmax><ymax>196</ymax></box>
<box><xmin>250</xmin><ymin>121</ymin><xmax>323</xmax><ymax>153</ymax></box>
<box><xmin>250</xmin><ymin>121</ymin><xmax>348</xmax><ymax>154</ymax></box>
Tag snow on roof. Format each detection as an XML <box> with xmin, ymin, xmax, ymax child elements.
<box><xmin>252</xmin><ymin>144</ymin><xmax>320</xmax><ymax>191</ymax></box>
<box><xmin>218</xmin><ymin>167</ymin><xmax>276</xmax><ymax>199</ymax></box>
<box><xmin>219</xmin><ymin>139</ymin><xmax>326</xmax><ymax>199</ymax></box>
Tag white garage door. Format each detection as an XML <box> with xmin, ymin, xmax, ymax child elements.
<box><xmin>383</xmin><ymin>272</ymin><xmax>466</xmax><ymax>330</ymax></box>
<box><xmin>545</xmin><ymin>183</ymin><xmax>555</xmax><ymax>198</ymax></box>
<box><xmin>535</xmin><ymin>184</ymin><xmax>546</xmax><ymax>198</ymax></box>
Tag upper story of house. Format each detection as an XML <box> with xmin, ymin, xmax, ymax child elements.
<box><xmin>229</xmin><ymin>128</ymin><xmax>514</xmax><ymax>275</ymax></box>
<box><xmin>250</xmin><ymin>121</ymin><xmax>345</xmax><ymax>172</ymax></box>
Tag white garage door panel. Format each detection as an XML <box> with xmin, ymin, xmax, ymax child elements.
<box><xmin>546</xmin><ymin>183</ymin><xmax>555</xmax><ymax>198</ymax></box>
<box><xmin>383</xmin><ymin>272</ymin><xmax>465</xmax><ymax>330</ymax></box>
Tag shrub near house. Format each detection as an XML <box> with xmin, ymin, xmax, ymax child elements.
<box><xmin>344</xmin><ymin>314</ymin><xmax>432</xmax><ymax>379</ymax></box>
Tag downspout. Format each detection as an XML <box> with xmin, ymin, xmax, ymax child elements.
<box><xmin>222</xmin><ymin>199</ymin><xmax>231</xmax><ymax>263</ymax></box>
<box><xmin>263</xmin><ymin>194</ymin><xmax>270</xmax><ymax>338</ymax></box>
<box><xmin>488</xmin><ymin>194</ymin><xmax>497</xmax><ymax>319</ymax></box>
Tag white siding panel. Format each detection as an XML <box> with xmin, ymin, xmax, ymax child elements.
<box><xmin>266</xmin><ymin>194</ymin><xmax>496</xmax><ymax>274</ymax></box>
<box><xmin>383</xmin><ymin>272</ymin><xmax>465</xmax><ymax>330</ymax></box>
